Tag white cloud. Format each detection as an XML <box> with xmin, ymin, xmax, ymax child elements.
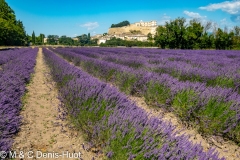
<box><xmin>158</xmin><ymin>13</ymin><xmax>171</xmax><ymax>25</ymax></box>
<box><xmin>199</xmin><ymin>0</ymin><xmax>240</xmax><ymax>14</ymax></box>
<box><xmin>183</xmin><ymin>11</ymin><xmax>207</xmax><ymax>25</ymax></box>
<box><xmin>220</xmin><ymin>18</ymin><xmax>228</xmax><ymax>25</ymax></box>
<box><xmin>183</xmin><ymin>11</ymin><xmax>206</xmax><ymax>19</ymax></box>
<box><xmin>80</xmin><ymin>22</ymin><xmax>99</xmax><ymax>30</ymax></box>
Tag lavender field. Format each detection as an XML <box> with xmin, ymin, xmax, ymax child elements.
<box><xmin>45</xmin><ymin>47</ymin><xmax>240</xmax><ymax>159</ymax></box>
<box><xmin>2</xmin><ymin>0</ymin><xmax>240</xmax><ymax>159</ymax></box>
<box><xmin>1</xmin><ymin>47</ymin><xmax>240</xmax><ymax>159</ymax></box>
<box><xmin>43</xmin><ymin>48</ymin><xmax>224</xmax><ymax>159</ymax></box>
<box><xmin>51</xmin><ymin>47</ymin><xmax>240</xmax><ymax>144</ymax></box>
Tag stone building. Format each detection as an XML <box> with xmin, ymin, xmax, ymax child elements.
<box><xmin>134</xmin><ymin>20</ymin><xmax>157</xmax><ymax>27</ymax></box>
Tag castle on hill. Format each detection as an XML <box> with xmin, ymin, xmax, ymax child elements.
<box><xmin>92</xmin><ymin>20</ymin><xmax>158</xmax><ymax>44</ymax></box>
<box><xmin>108</xmin><ymin>20</ymin><xmax>158</xmax><ymax>35</ymax></box>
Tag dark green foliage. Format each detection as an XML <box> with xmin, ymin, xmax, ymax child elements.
<box><xmin>199</xmin><ymin>32</ymin><xmax>214</xmax><ymax>49</ymax></box>
<box><xmin>35</xmin><ymin>33</ymin><xmax>45</xmax><ymax>45</ymax></box>
<box><xmin>100</xmin><ymin>37</ymin><xmax>155</xmax><ymax>47</ymax></box>
<box><xmin>87</xmin><ymin>33</ymin><xmax>90</xmax><ymax>40</ymax></box>
<box><xmin>111</xmin><ymin>20</ymin><xmax>130</xmax><ymax>28</ymax></box>
<box><xmin>47</xmin><ymin>35</ymin><xmax>59</xmax><ymax>45</ymax></box>
<box><xmin>233</xmin><ymin>26</ymin><xmax>240</xmax><ymax>49</ymax></box>
<box><xmin>45</xmin><ymin>34</ymin><xmax>97</xmax><ymax>46</ymax></box>
<box><xmin>215</xmin><ymin>28</ymin><xmax>234</xmax><ymax>50</ymax></box>
<box><xmin>154</xmin><ymin>17</ymin><xmax>239</xmax><ymax>50</ymax></box>
<box><xmin>77</xmin><ymin>34</ymin><xmax>89</xmax><ymax>46</ymax></box>
<box><xmin>154</xmin><ymin>26</ymin><xmax>168</xmax><ymax>49</ymax></box>
<box><xmin>0</xmin><ymin>0</ymin><xmax>26</xmax><ymax>46</ymax></box>
<box><xmin>58</xmin><ymin>35</ymin><xmax>73</xmax><ymax>46</ymax></box>
<box><xmin>75</xmin><ymin>33</ymin><xmax>97</xmax><ymax>46</ymax></box>
<box><xmin>32</xmin><ymin>31</ymin><xmax>35</xmax><ymax>45</ymax></box>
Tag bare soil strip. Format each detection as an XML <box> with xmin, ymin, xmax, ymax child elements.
<box><xmin>129</xmin><ymin>96</ymin><xmax>240</xmax><ymax>160</ymax></box>
<box><xmin>12</xmin><ymin>48</ymin><xmax>99</xmax><ymax>160</ymax></box>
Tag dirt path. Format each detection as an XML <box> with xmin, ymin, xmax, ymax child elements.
<box><xmin>130</xmin><ymin>96</ymin><xmax>240</xmax><ymax>160</ymax></box>
<box><xmin>12</xmin><ymin>48</ymin><xmax>100</xmax><ymax>160</ymax></box>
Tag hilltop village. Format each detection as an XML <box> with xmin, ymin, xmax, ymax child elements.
<box><xmin>92</xmin><ymin>20</ymin><xmax>158</xmax><ymax>45</ymax></box>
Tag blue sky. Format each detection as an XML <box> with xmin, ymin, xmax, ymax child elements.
<box><xmin>6</xmin><ymin>0</ymin><xmax>240</xmax><ymax>37</ymax></box>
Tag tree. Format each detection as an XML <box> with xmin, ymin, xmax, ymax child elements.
<box><xmin>163</xmin><ymin>17</ymin><xmax>187</xmax><ymax>49</ymax></box>
<box><xmin>199</xmin><ymin>32</ymin><xmax>214</xmax><ymax>49</ymax></box>
<box><xmin>154</xmin><ymin>17</ymin><xmax>239</xmax><ymax>50</ymax></box>
<box><xmin>0</xmin><ymin>0</ymin><xmax>16</xmax><ymax>21</ymax></box>
<box><xmin>77</xmin><ymin>34</ymin><xmax>89</xmax><ymax>46</ymax></box>
<box><xmin>33</xmin><ymin>33</ymin><xmax>45</xmax><ymax>45</ymax></box>
<box><xmin>227</xmin><ymin>31</ymin><xmax>234</xmax><ymax>49</ymax></box>
<box><xmin>154</xmin><ymin>26</ymin><xmax>168</xmax><ymax>49</ymax></box>
<box><xmin>147</xmin><ymin>33</ymin><xmax>153</xmax><ymax>41</ymax></box>
<box><xmin>26</xmin><ymin>34</ymin><xmax>31</xmax><ymax>45</ymax></box>
<box><xmin>32</xmin><ymin>31</ymin><xmax>35</xmax><ymax>45</ymax></box>
<box><xmin>184</xmin><ymin>19</ymin><xmax>204</xmax><ymax>49</ymax></box>
<box><xmin>233</xmin><ymin>26</ymin><xmax>240</xmax><ymax>49</ymax></box>
<box><xmin>47</xmin><ymin>35</ymin><xmax>59</xmax><ymax>45</ymax></box>
<box><xmin>214</xmin><ymin>28</ymin><xmax>234</xmax><ymax>50</ymax></box>
<box><xmin>40</xmin><ymin>34</ymin><xmax>45</xmax><ymax>44</ymax></box>
<box><xmin>59</xmin><ymin>35</ymin><xmax>73</xmax><ymax>45</ymax></box>
<box><xmin>203</xmin><ymin>21</ymin><xmax>212</xmax><ymax>33</ymax></box>
<box><xmin>87</xmin><ymin>33</ymin><xmax>90</xmax><ymax>41</ymax></box>
<box><xmin>0</xmin><ymin>0</ymin><xmax>26</xmax><ymax>46</ymax></box>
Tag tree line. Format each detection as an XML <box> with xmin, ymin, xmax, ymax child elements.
<box><xmin>0</xmin><ymin>0</ymin><xmax>26</xmax><ymax>46</ymax></box>
<box><xmin>100</xmin><ymin>37</ymin><xmax>155</xmax><ymax>47</ymax></box>
<box><xmin>34</xmin><ymin>33</ymin><xmax>97</xmax><ymax>46</ymax></box>
<box><xmin>154</xmin><ymin>17</ymin><xmax>240</xmax><ymax>50</ymax></box>
<box><xmin>27</xmin><ymin>31</ymin><xmax>45</xmax><ymax>45</ymax></box>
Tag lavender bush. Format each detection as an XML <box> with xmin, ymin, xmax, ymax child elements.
<box><xmin>0</xmin><ymin>48</ymin><xmax>29</xmax><ymax>65</ymax></box>
<box><xmin>0</xmin><ymin>48</ymin><xmax>37</xmax><ymax>152</ymax></box>
<box><xmin>43</xmin><ymin>48</ymin><xmax>224</xmax><ymax>159</ymax></box>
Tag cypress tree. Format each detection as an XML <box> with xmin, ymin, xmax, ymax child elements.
<box><xmin>32</xmin><ymin>31</ymin><xmax>35</xmax><ymax>45</ymax></box>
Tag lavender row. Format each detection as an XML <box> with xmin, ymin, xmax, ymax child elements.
<box><xmin>0</xmin><ymin>48</ymin><xmax>30</xmax><ymax>66</ymax></box>
<box><xmin>67</xmin><ymin>47</ymin><xmax>240</xmax><ymax>73</ymax></box>
<box><xmin>0</xmin><ymin>48</ymin><xmax>38</xmax><ymax>152</ymax></box>
<box><xmin>43</xmin><ymin>48</ymin><xmax>223</xmax><ymax>159</ymax></box>
<box><xmin>53</xmin><ymin>47</ymin><xmax>240</xmax><ymax>105</ymax></box>
<box><xmin>51</xmin><ymin>47</ymin><xmax>240</xmax><ymax>144</ymax></box>
<box><xmin>64</xmin><ymin>47</ymin><xmax>240</xmax><ymax>89</ymax></box>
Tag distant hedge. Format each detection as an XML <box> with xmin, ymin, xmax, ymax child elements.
<box><xmin>111</xmin><ymin>20</ymin><xmax>130</xmax><ymax>28</ymax></box>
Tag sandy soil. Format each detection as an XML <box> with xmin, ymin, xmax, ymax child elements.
<box><xmin>129</xmin><ymin>96</ymin><xmax>240</xmax><ymax>160</ymax></box>
<box><xmin>12</xmin><ymin>48</ymin><xmax>101</xmax><ymax>160</ymax></box>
